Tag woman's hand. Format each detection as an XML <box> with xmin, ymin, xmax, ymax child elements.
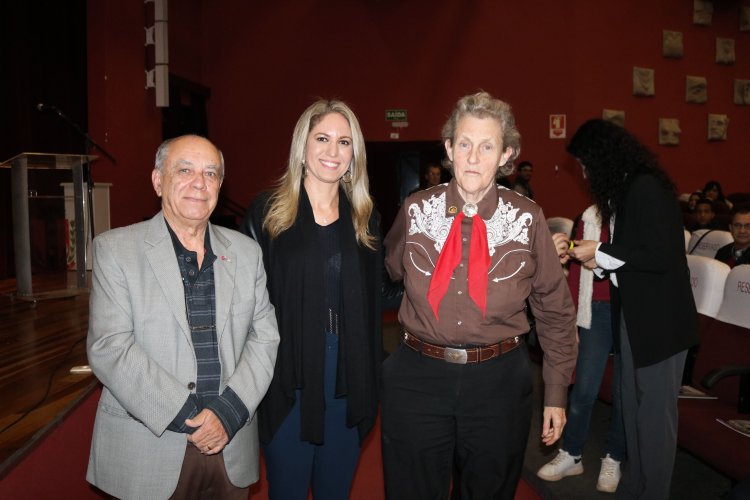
<box><xmin>551</xmin><ymin>232</ymin><xmax>571</xmax><ymax>265</ymax></box>
<box><xmin>568</xmin><ymin>239</ymin><xmax>599</xmax><ymax>266</ymax></box>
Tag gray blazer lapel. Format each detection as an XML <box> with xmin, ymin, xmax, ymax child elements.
<box><xmin>211</xmin><ymin>224</ymin><xmax>236</xmax><ymax>344</ymax></box>
<box><xmin>145</xmin><ymin>213</ymin><xmax>191</xmax><ymax>342</ymax></box>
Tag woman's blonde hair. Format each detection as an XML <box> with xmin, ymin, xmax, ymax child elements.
<box><xmin>441</xmin><ymin>91</ymin><xmax>521</xmax><ymax>177</ymax></box>
<box><xmin>263</xmin><ymin>99</ymin><xmax>376</xmax><ymax>249</ymax></box>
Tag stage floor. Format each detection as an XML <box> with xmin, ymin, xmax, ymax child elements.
<box><xmin>0</xmin><ymin>272</ymin><xmax>93</xmax><ymax>474</ymax></box>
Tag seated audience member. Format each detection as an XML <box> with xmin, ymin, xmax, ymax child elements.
<box><xmin>702</xmin><ymin>180</ymin><xmax>733</xmax><ymax>210</ymax></box>
<box><xmin>714</xmin><ymin>206</ymin><xmax>750</xmax><ymax>267</ymax></box>
<box><xmin>687</xmin><ymin>191</ymin><xmax>702</xmax><ymax>212</ymax></box>
<box><xmin>688</xmin><ymin>198</ymin><xmax>719</xmax><ymax>231</ymax></box>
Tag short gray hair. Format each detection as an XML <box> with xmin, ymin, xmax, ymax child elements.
<box><xmin>441</xmin><ymin>91</ymin><xmax>521</xmax><ymax>177</ymax></box>
<box><xmin>154</xmin><ymin>135</ymin><xmax>225</xmax><ymax>178</ymax></box>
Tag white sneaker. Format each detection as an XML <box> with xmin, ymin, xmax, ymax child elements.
<box><xmin>537</xmin><ymin>450</ymin><xmax>584</xmax><ymax>481</ymax></box>
<box><xmin>596</xmin><ymin>454</ymin><xmax>622</xmax><ymax>493</ymax></box>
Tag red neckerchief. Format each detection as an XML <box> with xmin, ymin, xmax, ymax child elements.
<box><xmin>427</xmin><ymin>211</ymin><xmax>490</xmax><ymax>320</ymax></box>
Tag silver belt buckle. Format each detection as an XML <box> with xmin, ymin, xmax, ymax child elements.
<box><xmin>443</xmin><ymin>347</ymin><xmax>468</xmax><ymax>364</ymax></box>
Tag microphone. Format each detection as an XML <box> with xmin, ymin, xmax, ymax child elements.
<box><xmin>37</xmin><ymin>102</ymin><xmax>65</xmax><ymax>118</ymax></box>
<box><xmin>37</xmin><ymin>102</ymin><xmax>62</xmax><ymax>113</ymax></box>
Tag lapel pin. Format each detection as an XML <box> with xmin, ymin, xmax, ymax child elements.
<box><xmin>448</xmin><ymin>205</ymin><xmax>458</xmax><ymax>214</ymax></box>
<box><xmin>220</xmin><ymin>255</ymin><xmax>231</xmax><ymax>262</ymax></box>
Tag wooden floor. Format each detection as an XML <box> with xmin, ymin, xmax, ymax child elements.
<box><xmin>0</xmin><ymin>272</ymin><xmax>95</xmax><ymax>474</ymax></box>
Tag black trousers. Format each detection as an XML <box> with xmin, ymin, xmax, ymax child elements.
<box><xmin>381</xmin><ymin>341</ymin><xmax>533</xmax><ymax>500</ymax></box>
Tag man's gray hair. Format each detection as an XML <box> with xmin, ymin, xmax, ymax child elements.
<box><xmin>154</xmin><ymin>135</ymin><xmax>225</xmax><ymax>178</ymax></box>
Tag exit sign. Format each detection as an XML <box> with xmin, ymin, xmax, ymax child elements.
<box><xmin>386</xmin><ymin>109</ymin><xmax>407</xmax><ymax>121</ymax></box>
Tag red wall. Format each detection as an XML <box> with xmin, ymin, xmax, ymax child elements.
<box><xmin>88</xmin><ymin>0</ymin><xmax>750</xmax><ymax>225</ymax></box>
<box><xmin>87</xmin><ymin>1</ymin><xmax>164</xmax><ymax>229</ymax></box>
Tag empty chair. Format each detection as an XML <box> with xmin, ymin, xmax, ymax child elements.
<box><xmin>692</xmin><ymin>263</ymin><xmax>750</xmax><ymax>407</ymax></box>
<box><xmin>688</xmin><ymin>230</ymin><xmax>733</xmax><ymax>258</ymax></box>
<box><xmin>686</xmin><ymin>255</ymin><xmax>730</xmax><ymax>318</ymax></box>
<box><xmin>679</xmin><ymin>264</ymin><xmax>750</xmax><ymax>482</ymax></box>
<box><xmin>715</xmin><ymin>264</ymin><xmax>750</xmax><ymax>329</ymax></box>
<box><xmin>694</xmin><ymin>263</ymin><xmax>750</xmax><ymax>407</ymax></box>
<box><xmin>546</xmin><ymin>216</ymin><xmax>574</xmax><ymax>236</ymax></box>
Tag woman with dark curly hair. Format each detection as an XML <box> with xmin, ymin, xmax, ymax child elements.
<box><xmin>566</xmin><ymin>119</ymin><xmax>698</xmax><ymax>499</ymax></box>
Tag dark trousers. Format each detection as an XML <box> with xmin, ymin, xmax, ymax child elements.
<box><xmin>169</xmin><ymin>444</ymin><xmax>248</xmax><ymax>500</ymax></box>
<box><xmin>263</xmin><ymin>332</ymin><xmax>360</xmax><ymax>500</ymax></box>
<box><xmin>381</xmin><ymin>341</ymin><xmax>533</xmax><ymax>500</ymax></box>
<box><xmin>617</xmin><ymin>314</ymin><xmax>687</xmax><ymax>500</ymax></box>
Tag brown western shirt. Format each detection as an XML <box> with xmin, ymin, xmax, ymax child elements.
<box><xmin>384</xmin><ymin>179</ymin><xmax>577</xmax><ymax>407</ymax></box>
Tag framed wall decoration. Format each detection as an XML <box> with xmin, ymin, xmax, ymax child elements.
<box><xmin>741</xmin><ymin>6</ymin><xmax>750</xmax><ymax>32</ymax></box>
<box><xmin>707</xmin><ymin>114</ymin><xmax>728</xmax><ymax>141</ymax></box>
<box><xmin>734</xmin><ymin>79</ymin><xmax>750</xmax><ymax>105</ymax></box>
<box><xmin>715</xmin><ymin>38</ymin><xmax>735</xmax><ymax>65</ymax></box>
<box><xmin>633</xmin><ymin>67</ymin><xmax>655</xmax><ymax>96</ymax></box>
<box><xmin>659</xmin><ymin>118</ymin><xmax>681</xmax><ymax>146</ymax></box>
<box><xmin>602</xmin><ymin>109</ymin><xmax>625</xmax><ymax>127</ymax></box>
<box><xmin>663</xmin><ymin>30</ymin><xmax>683</xmax><ymax>58</ymax></box>
<box><xmin>686</xmin><ymin>76</ymin><xmax>707</xmax><ymax>103</ymax></box>
<box><xmin>693</xmin><ymin>0</ymin><xmax>713</xmax><ymax>25</ymax></box>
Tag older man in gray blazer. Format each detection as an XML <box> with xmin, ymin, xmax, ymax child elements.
<box><xmin>86</xmin><ymin>135</ymin><xmax>279</xmax><ymax>499</ymax></box>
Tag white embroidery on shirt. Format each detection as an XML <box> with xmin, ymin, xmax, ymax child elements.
<box><xmin>408</xmin><ymin>250</ymin><xmax>433</xmax><ymax>276</ymax></box>
<box><xmin>407</xmin><ymin>191</ymin><xmax>533</xmax><ymax>258</ymax></box>
<box><xmin>408</xmin><ymin>193</ymin><xmax>453</xmax><ymax>253</ymax></box>
<box><xmin>492</xmin><ymin>261</ymin><xmax>526</xmax><ymax>282</ymax></box>
<box><xmin>488</xmin><ymin>248</ymin><xmax>532</xmax><ymax>275</ymax></box>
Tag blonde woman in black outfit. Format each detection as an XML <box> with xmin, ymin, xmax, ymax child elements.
<box><xmin>243</xmin><ymin>99</ymin><xmax>382</xmax><ymax>500</ymax></box>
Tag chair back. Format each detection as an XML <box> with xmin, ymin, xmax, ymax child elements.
<box><xmin>684</xmin><ymin>229</ymin><xmax>691</xmax><ymax>252</ymax></box>
<box><xmin>688</xmin><ymin>230</ymin><xmax>733</xmax><ymax>258</ymax></box>
<box><xmin>716</xmin><ymin>264</ymin><xmax>750</xmax><ymax>329</ymax></box>
<box><xmin>693</xmin><ymin>266</ymin><xmax>750</xmax><ymax>403</ymax></box>
<box><xmin>686</xmin><ymin>255</ymin><xmax>730</xmax><ymax>318</ymax></box>
<box><xmin>547</xmin><ymin>217</ymin><xmax>574</xmax><ymax>237</ymax></box>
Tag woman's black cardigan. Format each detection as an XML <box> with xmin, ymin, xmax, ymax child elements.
<box><xmin>242</xmin><ymin>187</ymin><xmax>382</xmax><ymax>445</ymax></box>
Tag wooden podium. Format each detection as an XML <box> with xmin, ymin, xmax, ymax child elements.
<box><xmin>0</xmin><ymin>153</ymin><xmax>97</xmax><ymax>301</ymax></box>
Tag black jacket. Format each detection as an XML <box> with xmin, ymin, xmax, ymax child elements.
<box><xmin>715</xmin><ymin>243</ymin><xmax>750</xmax><ymax>268</ymax></box>
<box><xmin>599</xmin><ymin>174</ymin><xmax>699</xmax><ymax>367</ymax></box>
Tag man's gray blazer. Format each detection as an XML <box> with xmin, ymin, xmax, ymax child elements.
<box><xmin>86</xmin><ymin>212</ymin><xmax>279</xmax><ymax>499</ymax></box>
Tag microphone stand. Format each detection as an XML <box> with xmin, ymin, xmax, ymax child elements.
<box><xmin>42</xmin><ymin>105</ymin><xmax>116</xmax><ymax>265</ymax></box>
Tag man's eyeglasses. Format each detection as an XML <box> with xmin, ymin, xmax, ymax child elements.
<box><xmin>731</xmin><ymin>223</ymin><xmax>750</xmax><ymax>230</ymax></box>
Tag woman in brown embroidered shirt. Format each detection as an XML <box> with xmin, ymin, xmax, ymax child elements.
<box><xmin>382</xmin><ymin>91</ymin><xmax>578</xmax><ymax>499</ymax></box>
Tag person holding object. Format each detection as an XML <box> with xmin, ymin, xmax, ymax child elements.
<box><xmin>243</xmin><ymin>99</ymin><xmax>382</xmax><ymax>499</ymax></box>
<box><xmin>552</xmin><ymin>231</ymin><xmax>572</xmax><ymax>266</ymax></box>
<box><xmin>538</xmin><ymin>205</ymin><xmax>626</xmax><ymax>494</ymax></box>
<box><xmin>86</xmin><ymin>135</ymin><xmax>280</xmax><ymax>499</ymax></box>
<box><xmin>566</xmin><ymin>120</ymin><xmax>698</xmax><ymax>499</ymax></box>
<box><xmin>382</xmin><ymin>92</ymin><xmax>577</xmax><ymax>499</ymax></box>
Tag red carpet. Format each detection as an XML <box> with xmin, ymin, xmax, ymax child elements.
<box><xmin>251</xmin><ymin>415</ymin><xmax>541</xmax><ymax>500</ymax></box>
<box><xmin>0</xmin><ymin>386</ymin><xmax>540</xmax><ymax>499</ymax></box>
